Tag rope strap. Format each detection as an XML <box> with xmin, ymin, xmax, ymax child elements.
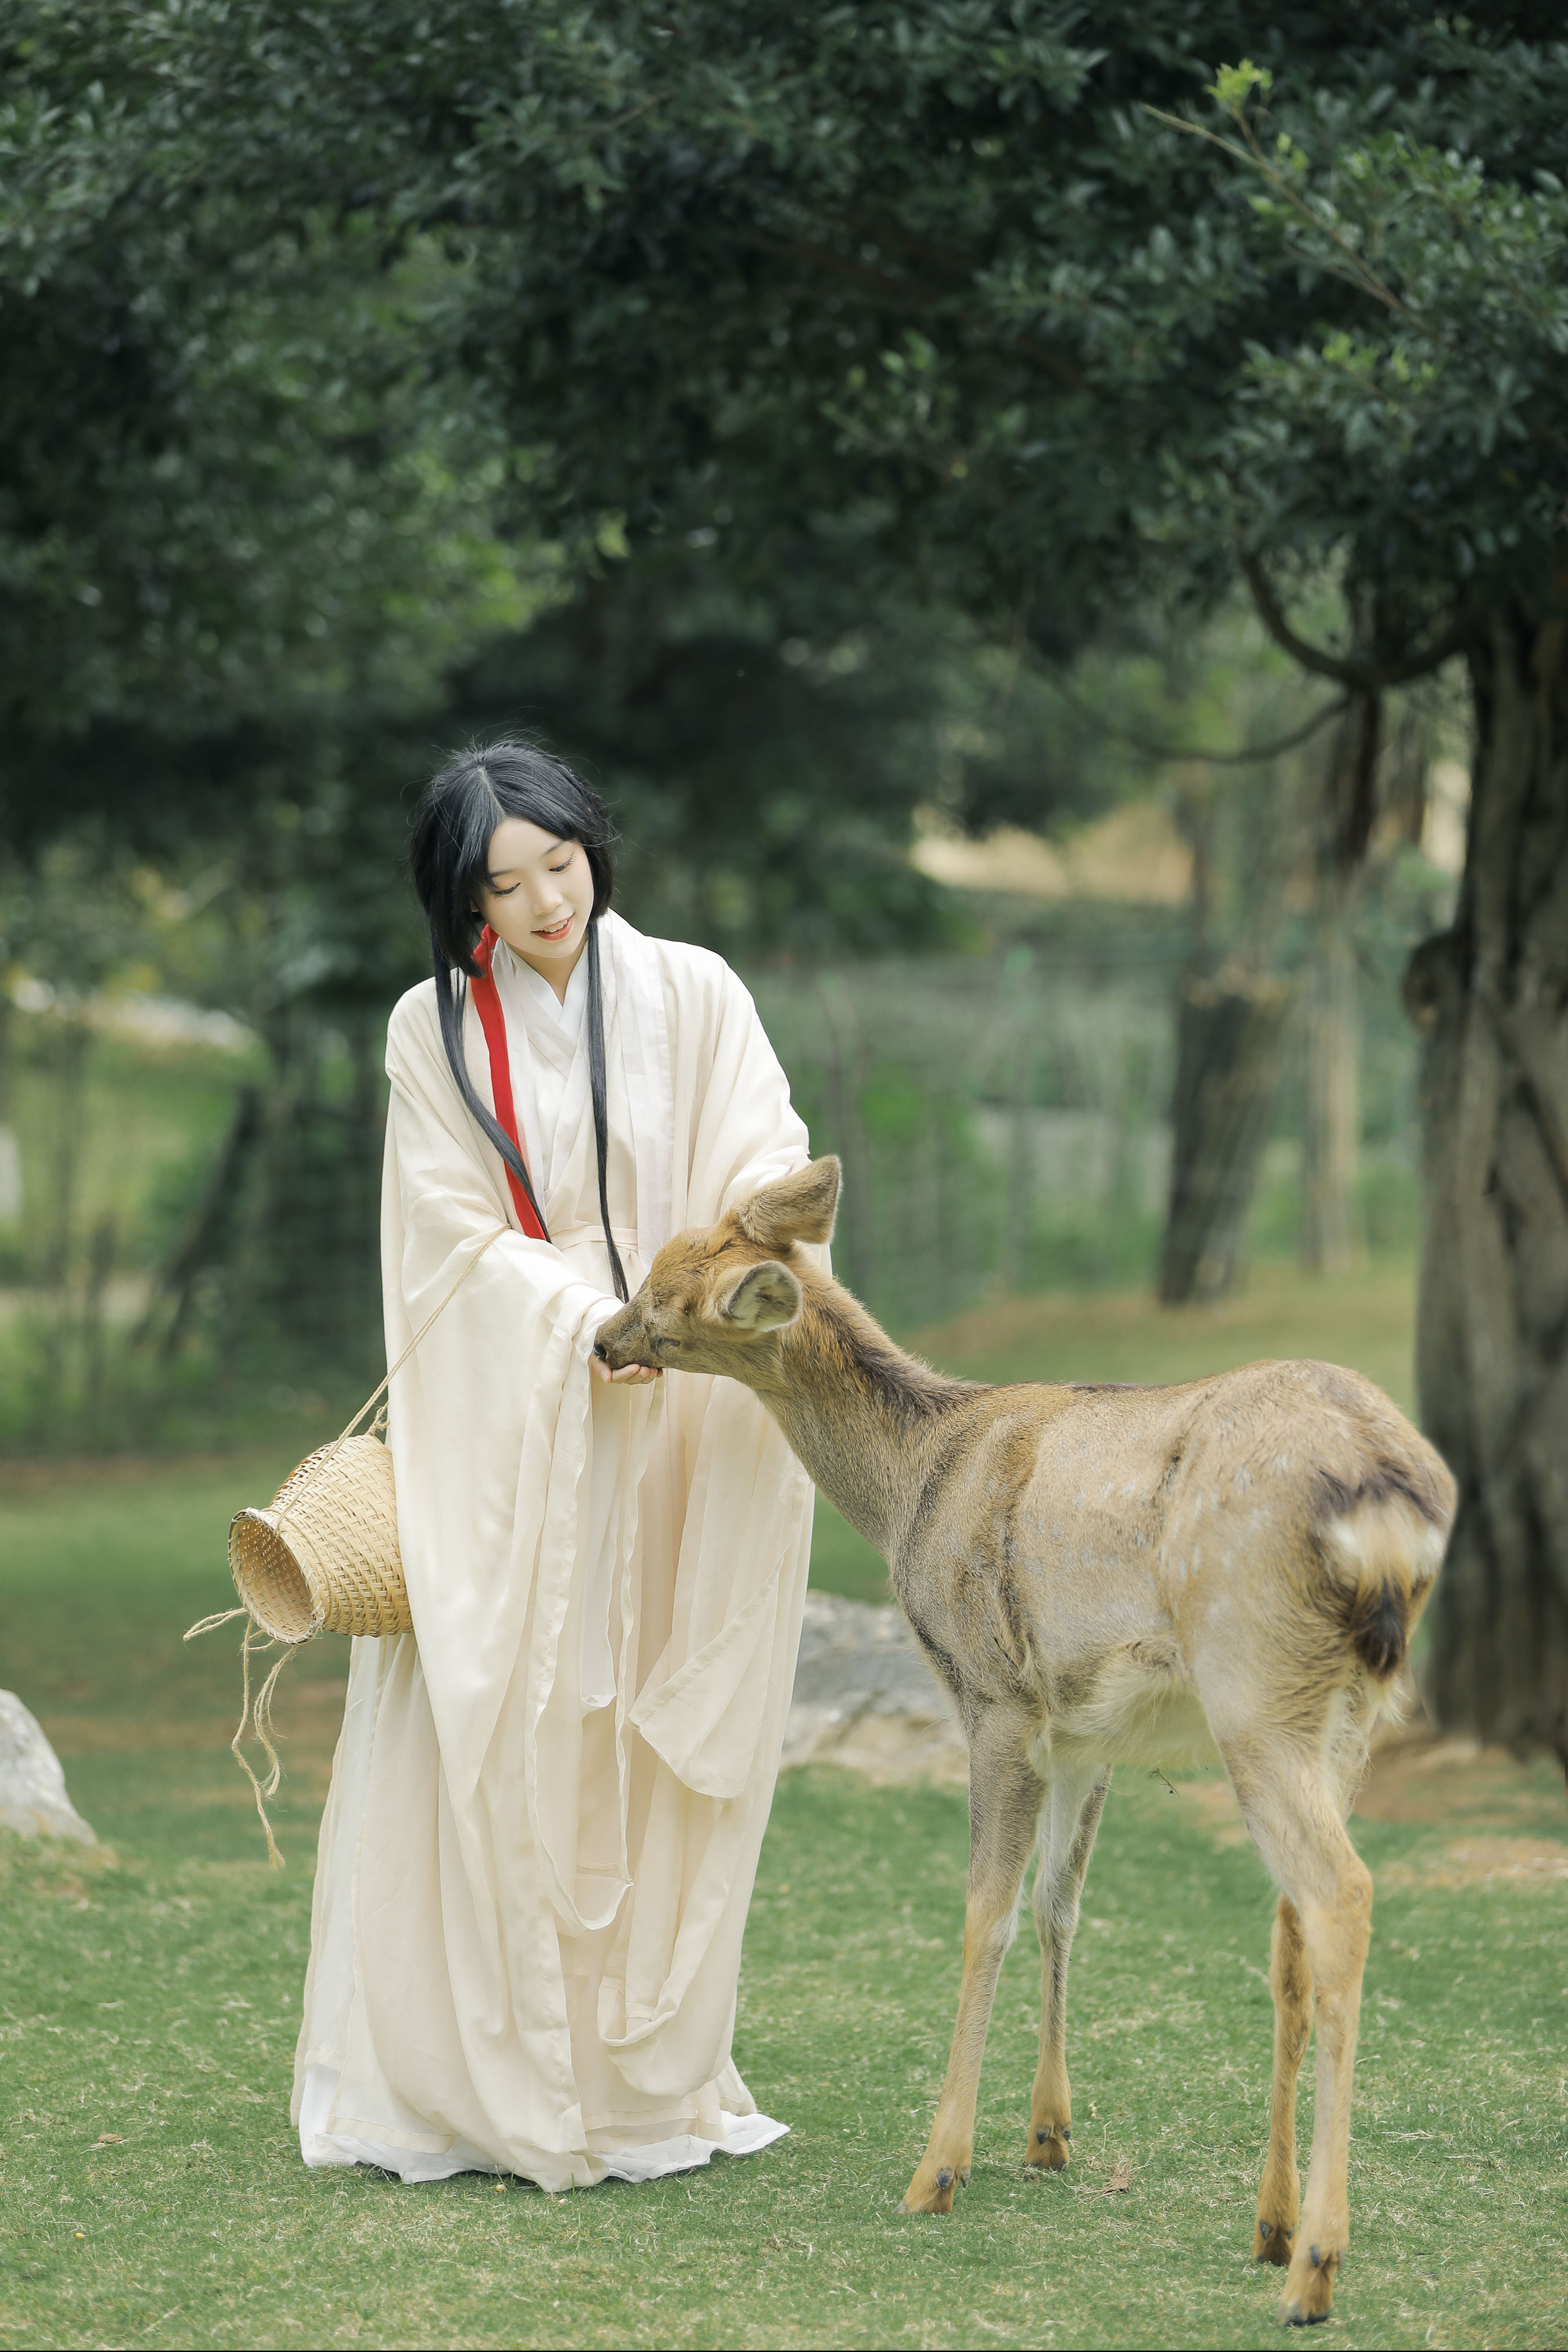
<box><xmin>275</xmin><ymin>1223</ymin><xmax>507</xmax><ymax>1530</ymax></box>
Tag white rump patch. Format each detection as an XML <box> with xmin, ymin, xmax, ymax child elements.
<box><xmin>1321</xmin><ymin>1495</ymin><xmax>1445</xmax><ymax>1594</ymax></box>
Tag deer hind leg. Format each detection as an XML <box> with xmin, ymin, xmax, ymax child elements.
<box><xmin>1226</xmin><ymin>1740</ymin><xmax>1373</xmax><ymax>2328</ymax></box>
<box><xmin>900</xmin><ymin>1706</ymin><xmax>1044</xmax><ymax>2217</ymax></box>
<box><xmin>1025</xmin><ymin>1763</ymin><xmax>1110</xmax><ymax>2173</ymax></box>
<box><xmin>1253</xmin><ymin>1894</ymin><xmax>1312</xmax><ymax>2265</ymax></box>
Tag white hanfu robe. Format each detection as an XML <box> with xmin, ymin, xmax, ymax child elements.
<box><xmin>293</xmin><ymin>914</ymin><xmax>817</xmax><ymax>2188</ymax></box>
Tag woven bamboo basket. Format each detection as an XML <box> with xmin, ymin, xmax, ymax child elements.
<box><xmin>187</xmin><ymin>1229</ymin><xmax>504</xmax><ymax>1862</ymax></box>
<box><xmin>229</xmin><ymin>1430</ymin><xmax>409</xmax><ymax>1642</ymax></box>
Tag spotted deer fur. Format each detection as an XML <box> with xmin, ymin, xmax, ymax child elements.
<box><xmin>594</xmin><ymin>1158</ymin><xmax>1453</xmax><ymax>2327</ymax></box>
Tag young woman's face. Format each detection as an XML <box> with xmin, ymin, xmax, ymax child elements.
<box><xmin>473</xmin><ymin>818</ymin><xmax>595</xmax><ymax>978</ymax></box>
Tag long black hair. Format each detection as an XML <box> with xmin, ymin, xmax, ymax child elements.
<box><xmin>409</xmin><ymin>740</ymin><xmax>628</xmax><ymax>1300</ymax></box>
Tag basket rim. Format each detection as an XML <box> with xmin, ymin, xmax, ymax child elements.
<box><xmin>228</xmin><ymin>1506</ymin><xmax>325</xmax><ymax>1645</ymax></box>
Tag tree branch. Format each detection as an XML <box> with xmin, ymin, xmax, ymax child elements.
<box><xmin>1049</xmin><ymin>672</ymin><xmax>1351</xmax><ymax>765</ymax></box>
<box><xmin>1142</xmin><ymin>104</ymin><xmax>1429</xmax><ymax>334</ymax></box>
<box><xmin>1240</xmin><ymin>553</ymin><xmax>1465</xmax><ymax>688</ymax></box>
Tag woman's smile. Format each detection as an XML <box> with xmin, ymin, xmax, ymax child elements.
<box><xmin>534</xmin><ymin>913</ymin><xmax>574</xmax><ymax>940</ymax></box>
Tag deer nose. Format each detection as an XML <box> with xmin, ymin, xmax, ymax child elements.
<box><xmin>593</xmin><ymin>1339</ymin><xmax>609</xmax><ymax>1361</ymax></box>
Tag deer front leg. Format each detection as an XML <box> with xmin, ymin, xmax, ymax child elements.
<box><xmin>901</xmin><ymin>1709</ymin><xmax>1042</xmax><ymax>2216</ymax></box>
<box><xmin>1026</xmin><ymin>1764</ymin><xmax>1109</xmax><ymax>2173</ymax></box>
<box><xmin>1254</xmin><ymin>1895</ymin><xmax>1312</xmax><ymax>2265</ymax></box>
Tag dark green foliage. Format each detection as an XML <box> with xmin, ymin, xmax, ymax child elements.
<box><xmin>11</xmin><ymin>0</ymin><xmax>1567</xmax><ymax>821</ymax></box>
<box><xmin>26</xmin><ymin>1</ymin><xmax>1563</xmax><ymax>843</ymax></box>
<box><xmin>441</xmin><ymin>555</ymin><xmax>965</xmax><ymax>956</ymax></box>
<box><xmin>55</xmin><ymin>0</ymin><xmax>1551</xmax><ymax>661</ymax></box>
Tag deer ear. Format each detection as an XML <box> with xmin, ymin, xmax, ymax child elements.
<box><xmin>736</xmin><ymin>1156</ymin><xmax>840</xmax><ymax>1250</ymax></box>
<box><xmin>716</xmin><ymin>1260</ymin><xmax>802</xmax><ymax>1332</ymax></box>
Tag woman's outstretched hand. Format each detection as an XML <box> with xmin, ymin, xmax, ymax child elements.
<box><xmin>591</xmin><ymin>1353</ymin><xmax>661</xmax><ymax>1386</ymax></box>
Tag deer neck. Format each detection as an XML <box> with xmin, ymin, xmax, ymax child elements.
<box><xmin>757</xmin><ymin>1271</ymin><xmax>977</xmax><ymax>1557</ymax></box>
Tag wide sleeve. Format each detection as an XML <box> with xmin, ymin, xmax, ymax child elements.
<box><xmin>381</xmin><ymin>987</ymin><xmax>660</xmax><ymax>1844</ymax></box>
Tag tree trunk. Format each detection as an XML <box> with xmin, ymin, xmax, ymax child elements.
<box><xmin>1405</xmin><ymin>607</ymin><xmax>1568</xmax><ymax>1763</ymax></box>
<box><xmin>138</xmin><ymin>1082</ymin><xmax>264</xmax><ymax>1357</ymax></box>
<box><xmin>1300</xmin><ymin>889</ymin><xmax>1360</xmax><ymax>1274</ymax></box>
<box><xmin>1159</xmin><ymin>973</ymin><xmax>1290</xmax><ymax>1304</ymax></box>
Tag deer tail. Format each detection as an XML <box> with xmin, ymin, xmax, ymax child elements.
<box><xmin>1318</xmin><ymin>1484</ymin><xmax>1451</xmax><ymax>1681</ymax></box>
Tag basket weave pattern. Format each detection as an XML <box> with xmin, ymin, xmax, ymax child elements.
<box><xmin>229</xmin><ymin>1433</ymin><xmax>409</xmax><ymax>1643</ymax></box>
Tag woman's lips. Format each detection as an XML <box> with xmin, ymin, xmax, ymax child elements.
<box><xmin>533</xmin><ymin>916</ymin><xmax>573</xmax><ymax>941</ymax></box>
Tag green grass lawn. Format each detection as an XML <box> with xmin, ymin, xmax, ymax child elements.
<box><xmin>3</xmin><ymin>1263</ymin><xmax>1566</xmax><ymax>2350</ymax></box>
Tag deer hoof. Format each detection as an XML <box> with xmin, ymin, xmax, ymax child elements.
<box><xmin>898</xmin><ymin>2162</ymin><xmax>958</xmax><ymax>2215</ymax></box>
<box><xmin>1253</xmin><ymin>2213</ymin><xmax>1295</xmax><ymax>2267</ymax></box>
<box><xmin>1279</xmin><ymin>2244</ymin><xmax>1338</xmax><ymax>2326</ymax></box>
<box><xmin>1026</xmin><ymin>2123</ymin><xmax>1071</xmax><ymax>2171</ymax></box>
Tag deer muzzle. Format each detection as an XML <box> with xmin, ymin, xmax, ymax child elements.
<box><xmin>593</xmin><ymin>1300</ymin><xmax>648</xmax><ymax>1371</ymax></box>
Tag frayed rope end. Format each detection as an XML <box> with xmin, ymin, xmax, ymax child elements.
<box><xmin>189</xmin><ymin>1607</ymin><xmax>297</xmax><ymax>1865</ymax></box>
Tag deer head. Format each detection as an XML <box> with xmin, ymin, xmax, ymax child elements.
<box><xmin>594</xmin><ymin>1156</ymin><xmax>841</xmax><ymax>1387</ymax></box>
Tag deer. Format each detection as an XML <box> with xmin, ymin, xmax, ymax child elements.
<box><xmin>593</xmin><ymin>1156</ymin><xmax>1453</xmax><ymax>2328</ymax></box>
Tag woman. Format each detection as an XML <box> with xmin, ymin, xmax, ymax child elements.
<box><xmin>293</xmin><ymin>742</ymin><xmax>818</xmax><ymax>2189</ymax></box>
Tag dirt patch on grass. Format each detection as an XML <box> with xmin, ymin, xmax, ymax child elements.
<box><xmin>1171</xmin><ymin>1731</ymin><xmax>1567</xmax><ymax>1883</ymax></box>
<box><xmin>1379</xmin><ymin>1835</ymin><xmax>1568</xmax><ymax>1887</ymax></box>
<box><xmin>1354</xmin><ymin>1729</ymin><xmax>1566</xmax><ymax>1831</ymax></box>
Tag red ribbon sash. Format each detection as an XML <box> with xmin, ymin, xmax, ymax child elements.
<box><xmin>469</xmin><ymin>925</ymin><xmax>549</xmax><ymax>1241</ymax></box>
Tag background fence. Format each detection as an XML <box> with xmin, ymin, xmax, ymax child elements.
<box><xmin>751</xmin><ymin>919</ymin><xmax>1420</xmax><ymax>1333</ymax></box>
<box><xmin>0</xmin><ymin>903</ymin><xmax>1427</xmax><ymax>1451</ymax></box>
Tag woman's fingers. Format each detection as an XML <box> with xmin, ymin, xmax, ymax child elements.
<box><xmin>591</xmin><ymin>1354</ymin><xmax>661</xmax><ymax>1385</ymax></box>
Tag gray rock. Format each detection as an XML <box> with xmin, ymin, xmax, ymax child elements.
<box><xmin>0</xmin><ymin>1690</ymin><xmax>95</xmax><ymax>1842</ymax></box>
<box><xmin>784</xmin><ymin>1592</ymin><xmax>968</xmax><ymax>1783</ymax></box>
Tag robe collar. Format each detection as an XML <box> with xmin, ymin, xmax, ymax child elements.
<box><xmin>474</xmin><ymin>914</ymin><xmax>674</xmax><ymax>1259</ymax></box>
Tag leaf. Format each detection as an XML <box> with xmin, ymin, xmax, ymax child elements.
<box><xmin>1209</xmin><ymin>61</ymin><xmax>1272</xmax><ymax>119</ymax></box>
